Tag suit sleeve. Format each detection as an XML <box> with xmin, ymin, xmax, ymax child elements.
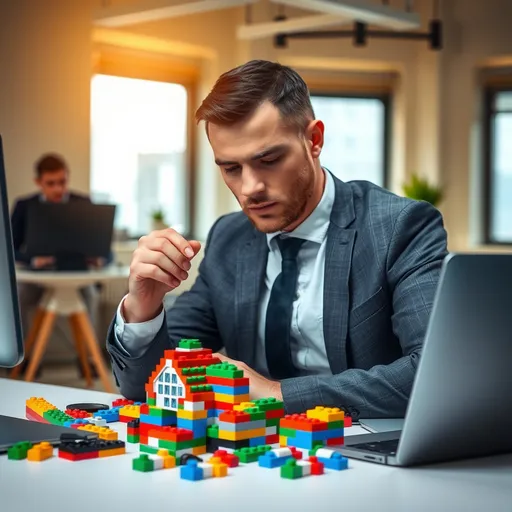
<box><xmin>106</xmin><ymin>220</ymin><xmax>223</xmax><ymax>401</ymax></box>
<box><xmin>10</xmin><ymin>201</ymin><xmax>31</xmax><ymax>265</ymax></box>
<box><xmin>280</xmin><ymin>200</ymin><xmax>448</xmax><ymax>417</ymax></box>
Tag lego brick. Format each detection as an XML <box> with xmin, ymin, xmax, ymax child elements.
<box><xmin>184</xmin><ymin>391</ymin><xmax>215</xmax><ymax>403</ymax></box>
<box><xmin>258</xmin><ymin>447</ymin><xmax>301</xmax><ymax>468</ymax></box>
<box><xmin>77</xmin><ymin>424</ymin><xmax>118</xmax><ymax>441</ymax></box>
<box><xmin>65</xmin><ymin>409</ymin><xmax>92</xmax><ymax>419</ymax></box>
<box><xmin>139</xmin><ymin>413</ymin><xmax>177</xmax><ymax>427</ymax></box>
<box><xmin>43</xmin><ymin>409</ymin><xmax>75</xmax><ymax>426</ymax></box>
<box><xmin>133</xmin><ymin>454</ymin><xmax>154</xmax><ymax>472</ymax></box>
<box><xmin>233</xmin><ymin>445</ymin><xmax>272</xmax><ymax>463</ymax></box>
<box><xmin>177</xmin><ymin>409</ymin><xmax>208</xmax><ymax>421</ymax></box>
<box><xmin>58</xmin><ymin>439</ymin><xmax>125</xmax><ymax>461</ymax></box>
<box><xmin>176</xmin><ymin>417</ymin><xmax>207</xmax><ymax>437</ymax></box>
<box><xmin>249</xmin><ymin>436</ymin><xmax>266</xmax><ymax>447</ymax></box>
<box><xmin>98</xmin><ymin>446</ymin><xmax>126</xmax><ymax>458</ymax></box>
<box><xmin>328</xmin><ymin>420</ymin><xmax>345</xmax><ymax>430</ymax></box>
<box><xmin>252</xmin><ymin>398</ymin><xmax>285</xmax><ymax>411</ymax></box>
<box><xmin>281</xmin><ymin>458</ymin><xmax>303</xmax><ymax>479</ymax></box>
<box><xmin>218</xmin><ymin>427</ymin><xmax>266</xmax><ymax>441</ymax></box>
<box><xmin>59</xmin><ymin>450</ymin><xmax>98</xmax><ymax>461</ymax></box>
<box><xmin>178</xmin><ymin>339</ymin><xmax>203</xmax><ymax>350</ymax></box>
<box><xmin>206</xmin><ymin>376</ymin><xmax>250</xmax><ymax>387</ymax></box>
<box><xmin>214</xmin><ymin>402</ymin><xmax>235</xmax><ymax>412</ymax></box>
<box><xmin>233</xmin><ymin>402</ymin><xmax>255</xmax><ymax>411</ymax></box>
<box><xmin>306</xmin><ymin>406</ymin><xmax>344</xmax><ymax>423</ymax></box>
<box><xmin>148</xmin><ymin>406</ymin><xmax>177</xmax><ymax>418</ymax></box>
<box><xmin>7</xmin><ymin>441</ymin><xmax>33</xmax><ymax>460</ymax></box>
<box><xmin>266</xmin><ymin>417</ymin><xmax>280</xmax><ymax>427</ymax></box>
<box><xmin>265</xmin><ymin>426</ymin><xmax>277</xmax><ymax>436</ymax></box>
<box><xmin>279</xmin><ymin>427</ymin><xmax>296</xmax><ymax>438</ymax></box>
<box><xmin>112</xmin><ymin>398</ymin><xmax>134</xmax><ymax>408</ymax></box>
<box><xmin>181</xmin><ymin>365</ymin><xmax>207</xmax><ymax>377</ymax></box>
<box><xmin>215</xmin><ymin>393</ymin><xmax>250</xmax><ymax>404</ymax></box>
<box><xmin>185</xmin><ymin>375</ymin><xmax>208</xmax><ymax>385</ymax></box>
<box><xmin>147</xmin><ymin>426</ymin><xmax>194</xmax><ymax>443</ymax></box>
<box><xmin>209</xmin><ymin>384</ymin><xmax>250</xmax><ymax>395</ymax></box>
<box><xmin>156</xmin><ymin>437</ymin><xmax>205</xmax><ymax>452</ymax></box>
<box><xmin>265</xmin><ymin>408</ymin><xmax>285</xmax><ymax>420</ymax></box>
<box><xmin>119</xmin><ymin>405</ymin><xmax>142</xmax><ymax>420</ymax></box>
<box><xmin>205</xmin><ymin>363</ymin><xmax>244</xmax><ymax>379</ymax></box>
<box><xmin>207</xmin><ymin>437</ymin><xmax>250</xmax><ymax>452</ymax></box>
<box><xmin>27</xmin><ymin>442</ymin><xmax>53</xmax><ymax>461</ymax></box>
<box><xmin>180</xmin><ymin>459</ymin><xmax>204</xmax><ymax>481</ymax></box>
<box><xmin>25</xmin><ymin>407</ymin><xmax>46</xmax><ymax>423</ymax></box>
<box><xmin>91</xmin><ymin>408</ymin><xmax>120</xmax><ymax>423</ymax></box>
<box><xmin>312</xmin><ymin>447</ymin><xmax>349</xmax><ymax>470</ymax></box>
<box><xmin>327</xmin><ymin>437</ymin><xmax>344</xmax><ymax>446</ymax></box>
<box><xmin>127</xmin><ymin>434</ymin><xmax>140</xmax><ymax>443</ymax></box>
<box><xmin>218</xmin><ymin>410</ymin><xmax>251</xmax><ymax>424</ymax></box>
<box><xmin>87</xmin><ymin>416</ymin><xmax>108</xmax><ymax>427</ymax></box>
<box><xmin>265</xmin><ymin>434</ymin><xmax>279</xmax><ymax>445</ymax></box>
<box><xmin>210</xmin><ymin>450</ymin><xmax>239</xmax><ymax>468</ymax></box>
<box><xmin>217</xmin><ymin>419</ymin><xmax>266</xmax><ymax>432</ymax></box>
<box><xmin>207</xmin><ymin>425</ymin><xmax>219</xmax><ymax>438</ymax></box>
<box><xmin>181</xmin><ymin>400</ymin><xmax>205</xmax><ymax>412</ymax></box>
<box><xmin>26</xmin><ymin>397</ymin><xmax>57</xmax><ymax>417</ymax></box>
<box><xmin>280</xmin><ymin>414</ymin><xmax>328</xmax><ymax>432</ymax></box>
<box><xmin>192</xmin><ymin>446</ymin><xmax>207</xmax><ymax>456</ymax></box>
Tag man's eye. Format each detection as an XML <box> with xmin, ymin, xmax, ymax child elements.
<box><xmin>224</xmin><ymin>166</ymin><xmax>240</xmax><ymax>173</ymax></box>
<box><xmin>261</xmin><ymin>156</ymin><xmax>281</xmax><ymax>166</ymax></box>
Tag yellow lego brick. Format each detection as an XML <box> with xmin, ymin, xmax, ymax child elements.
<box><xmin>218</xmin><ymin>428</ymin><xmax>266</xmax><ymax>442</ymax></box>
<box><xmin>279</xmin><ymin>436</ymin><xmax>288</xmax><ymax>447</ymax></box>
<box><xmin>26</xmin><ymin>397</ymin><xmax>57</xmax><ymax>417</ymax></box>
<box><xmin>98</xmin><ymin>447</ymin><xmax>126</xmax><ymax>458</ymax></box>
<box><xmin>157</xmin><ymin>449</ymin><xmax>176</xmax><ymax>469</ymax></box>
<box><xmin>177</xmin><ymin>409</ymin><xmax>207</xmax><ymax>421</ymax></box>
<box><xmin>306</xmin><ymin>406</ymin><xmax>344</xmax><ymax>423</ymax></box>
<box><xmin>233</xmin><ymin>402</ymin><xmax>255</xmax><ymax>411</ymax></box>
<box><xmin>27</xmin><ymin>441</ymin><xmax>53</xmax><ymax>461</ymax></box>
<box><xmin>212</xmin><ymin>462</ymin><xmax>228</xmax><ymax>478</ymax></box>
<box><xmin>215</xmin><ymin>393</ymin><xmax>250</xmax><ymax>405</ymax></box>
<box><xmin>77</xmin><ymin>425</ymin><xmax>118</xmax><ymax>441</ymax></box>
<box><xmin>192</xmin><ymin>446</ymin><xmax>207</xmax><ymax>456</ymax></box>
<box><xmin>119</xmin><ymin>404</ymin><xmax>141</xmax><ymax>419</ymax></box>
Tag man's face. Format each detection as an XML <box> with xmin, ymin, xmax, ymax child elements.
<box><xmin>208</xmin><ymin>102</ymin><xmax>323</xmax><ymax>233</ymax></box>
<box><xmin>35</xmin><ymin>169</ymin><xmax>68</xmax><ymax>203</ymax></box>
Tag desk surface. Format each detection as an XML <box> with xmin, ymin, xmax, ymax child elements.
<box><xmin>1</xmin><ymin>379</ymin><xmax>512</xmax><ymax>512</ymax></box>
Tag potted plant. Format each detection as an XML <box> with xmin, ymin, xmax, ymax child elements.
<box><xmin>403</xmin><ymin>173</ymin><xmax>443</xmax><ymax>207</ymax></box>
<box><xmin>151</xmin><ymin>208</ymin><xmax>168</xmax><ymax>231</ymax></box>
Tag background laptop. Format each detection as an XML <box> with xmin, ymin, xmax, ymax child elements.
<box><xmin>340</xmin><ymin>253</ymin><xmax>512</xmax><ymax>466</ymax></box>
<box><xmin>0</xmin><ymin>134</ymin><xmax>97</xmax><ymax>451</ymax></box>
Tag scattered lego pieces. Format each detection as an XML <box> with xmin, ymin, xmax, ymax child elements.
<box><xmin>8</xmin><ymin>441</ymin><xmax>33</xmax><ymax>460</ymax></box>
<box><xmin>180</xmin><ymin>458</ymin><xmax>227</xmax><ymax>481</ymax></box>
<box><xmin>259</xmin><ymin>446</ymin><xmax>302</xmax><ymax>468</ymax></box>
<box><xmin>58</xmin><ymin>439</ymin><xmax>126</xmax><ymax>462</ymax></box>
<box><xmin>280</xmin><ymin>456</ymin><xmax>325</xmax><ymax>479</ymax></box>
<box><xmin>27</xmin><ymin>442</ymin><xmax>53</xmax><ymax>461</ymax></box>
<box><xmin>309</xmin><ymin>447</ymin><xmax>349</xmax><ymax>470</ymax></box>
<box><xmin>132</xmin><ymin>450</ymin><xmax>176</xmax><ymax>472</ymax></box>
<box><xmin>233</xmin><ymin>445</ymin><xmax>272</xmax><ymax>463</ymax></box>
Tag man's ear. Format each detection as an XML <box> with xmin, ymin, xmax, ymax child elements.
<box><xmin>305</xmin><ymin>119</ymin><xmax>324</xmax><ymax>159</ymax></box>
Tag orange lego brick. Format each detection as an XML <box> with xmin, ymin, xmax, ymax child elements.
<box><xmin>27</xmin><ymin>442</ymin><xmax>53</xmax><ymax>461</ymax></box>
<box><xmin>280</xmin><ymin>414</ymin><xmax>328</xmax><ymax>432</ymax></box>
<box><xmin>218</xmin><ymin>410</ymin><xmax>251</xmax><ymax>423</ymax></box>
<box><xmin>77</xmin><ymin>425</ymin><xmax>118</xmax><ymax>441</ymax></box>
<box><xmin>98</xmin><ymin>447</ymin><xmax>126</xmax><ymax>458</ymax></box>
<box><xmin>212</xmin><ymin>462</ymin><xmax>228</xmax><ymax>477</ymax></box>
<box><xmin>157</xmin><ymin>449</ymin><xmax>176</xmax><ymax>468</ymax></box>
<box><xmin>218</xmin><ymin>428</ymin><xmax>266</xmax><ymax>441</ymax></box>
<box><xmin>177</xmin><ymin>409</ymin><xmax>207</xmax><ymax>421</ymax></box>
<box><xmin>192</xmin><ymin>446</ymin><xmax>207</xmax><ymax>456</ymax></box>
<box><xmin>215</xmin><ymin>393</ymin><xmax>250</xmax><ymax>404</ymax></box>
<box><xmin>147</xmin><ymin>427</ymin><xmax>194</xmax><ymax>443</ymax></box>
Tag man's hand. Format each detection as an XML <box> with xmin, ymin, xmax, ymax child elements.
<box><xmin>31</xmin><ymin>256</ymin><xmax>55</xmax><ymax>269</ymax></box>
<box><xmin>213</xmin><ymin>353</ymin><xmax>283</xmax><ymax>402</ymax></box>
<box><xmin>123</xmin><ymin>228</ymin><xmax>201</xmax><ymax>324</ymax></box>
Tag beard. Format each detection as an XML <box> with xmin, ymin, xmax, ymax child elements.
<box><xmin>242</xmin><ymin>161</ymin><xmax>316</xmax><ymax>234</ymax></box>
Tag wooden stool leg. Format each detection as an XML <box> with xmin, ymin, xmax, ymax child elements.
<box><xmin>23</xmin><ymin>311</ymin><xmax>56</xmax><ymax>382</ymax></box>
<box><xmin>69</xmin><ymin>314</ymin><xmax>93</xmax><ymax>388</ymax></box>
<box><xmin>73</xmin><ymin>311</ymin><xmax>113</xmax><ymax>393</ymax></box>
<box><xmin>10</xmin><ymin>307</ymin><xmax>46</xmax><ymax>379</ymax></box>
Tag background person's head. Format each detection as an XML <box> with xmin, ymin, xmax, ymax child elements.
<box><xmin>34</xmin><ymin>153</ymin><xmax>69</xmax><ymax>203</ymax></box>
<box><xmin>196</xmin><ymin>60</ymin><xmax>325</xmax><ymax>234</ymax></box>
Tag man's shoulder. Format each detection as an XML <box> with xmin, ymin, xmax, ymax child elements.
<box><xmin>12</xmin><ymin>193</ymin><xmax>39</xmax><ymax>209</ymax></box>
<box><xmin>69</xmin><ymin>191</ymin><xmax>90</xmax><ymax>202</ymax></box>
<box><xmin>209</xmin><ymin>210</ymin><xmax>254</xmax><ymax>241</ymax></box>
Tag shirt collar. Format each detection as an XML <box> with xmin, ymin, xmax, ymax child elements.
<box><xmin>266</xmin><ymin>168</ymin><xmax>335</xmax><ymax>249</ymax></box>
<box><xmin>39</xmin><ymin>192</ymin><xmax>70</xmax><ymax>203</ymax></box>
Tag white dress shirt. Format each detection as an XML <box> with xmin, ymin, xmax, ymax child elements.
<box><xmin>115</xmin><ymin>169</ymin><xmax>336</xmax><ymax>377</ymax></box>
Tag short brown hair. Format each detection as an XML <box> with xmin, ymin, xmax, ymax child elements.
<box><xmin>35</xmin><ymin>153</ymin><xmax>68</xmax><ymax>179</ymax></box>
<box><xmin>195</xmin><ymin>60</ymin><xmax>315</xmax><ymax>132</ymax></box>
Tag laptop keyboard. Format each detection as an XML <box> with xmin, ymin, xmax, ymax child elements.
<box><xmin>351</xmin><ymin>439</ymin><xmax>399</xmax><ymax>455</ymax></box>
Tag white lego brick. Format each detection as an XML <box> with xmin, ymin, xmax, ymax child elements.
<box><xmin>148</xmin><ymin>437</ymin><xmax>160</xmax><ymax>448</ymax></box>
<box><xmin>198</xmin><ymin>462</ymin><xmax>214</xmax><ymax>478</ymax></box>
<box><xmin>272</xmin><ymin>447</ymin><xmax>292</xmax><ymax>458</ymax></box>
<box><xmin>297</xmin><ymin>460</ymin><xmax>312</xmax><ymax>476</ymax></box>
<box><xmin>315</xmin><ymin>448</ymin><xmax>335</xmax><ymax>459</ymax></box>
<box><xmin>87</xmin><ymin>416</ymin><xmax>107</xmax><ymax>427</ymax></box>
<box><xmin>265</xmin><ymin>426</ymin><xmax>277</xmax><ymax>436</ymax></box>
<box><xmin>183</xmin><ymin>401</ymin><xmax>206</xmax><ymax>411</ymax></box>
<box><xmin>148</xmin><ymin>454</ymin><xmax>165</xmax><ymax>470</ymax></box>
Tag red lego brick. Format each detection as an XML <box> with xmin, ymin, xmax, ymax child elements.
<box><xmin>265</xmin><ymin>434</ymin><xmax>279</xmax><ymax>444</ymax></box>
<box><xmin>213</xmin><ymin>450</ymin><xmax>239</xmax><ymax>468</ymax></box>
<box><xmin>119</xmin><ymin>415</ymin><xmax>133</xmax><ymax>423</ymax></box>
<box><xmin>206</xmin><ymin>376</ymin><xmax>250</xmax><ymax>387</ymax></box>
<box><xmin>326</xmin><ymin>437</ymin><xmax>344</xmax><ymax>446</ymax></box>
<box><xmin>25</xmin><ymin>408</ymin><xmax>46</xmax><ymax>423</ymax></box>
<box><xmin>290</xmin><ymin>447</ymin><xmax>303</xmax><ymax>460</ymax></box>
<box><xmin>139</xmin><ymin>435</ymin><xmax>148</xmax><ymax>445</ymax></box>
<box><xmin>214</xmin><ymin>401</ymin><xmax>235</xmax><ymax>411</ymax></box>
<box><xmin>218</xmin><ymin>410</ymin><xmax>251</xmax><ymax>424</ymax></box>
<box><xmin>112</xmin><ymin>398</ymin><xmax>134</xmax><ymax>408</ymax></box>
<box><xmin>184</xmin><ymin>391</ymin><xmax>215</xmax><ymax>402</ymax></box>
<box><xmin>65</xmin><ymin>409</ymin><xmax>91</xmax><ymax>419</ymax></box>
<box><xmin>140</xmin><ymin>404</ymin><xmax>149</xmax><ymax>415</ymax></box>
<box><xmin>265</xmin><ymin>408</ymin><xmax>285</xmax><ymax>420</ymax></box>
<box><xmin>127</xmin><ymin>427</ymin><xmax>140</xmax><ymax>435</ymax></box>
<box><xmin>148</xmin><ymin>427</ymin><xmax>194</xmax><ymax>443</ymax></box>
<box><xmin>280</xmin><ymin>414</ymin><xmax>327</xmax><ymax>432</ymax></box>
<box><xmin>58</xmin><ymin>450</ymin><xmax>99</xmax><ymax>461</ymax></box>
<box><xmin>344</xmin><ymin>415</ymin><xmax>352</xmax><ymax>427</ymax></box>
<box><xmin>309</xmin><ymin>456</ymin><xmax>324</xmax><ymax>475</ymax></box>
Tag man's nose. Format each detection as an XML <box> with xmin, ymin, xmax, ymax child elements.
<box><xmin>241</xmin><ymin>169</ymin><xmax>265</xmax><ymax>197</ymax></box>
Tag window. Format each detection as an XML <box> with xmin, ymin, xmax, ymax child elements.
<box><xmin>91</xmin><ymin>74</ymin><xmax>190</xmax><ymax>238</ymax></box>
<box><xmin>165</xmin><ymin>373</ymin><xmax>170</xmax><ymax>383</ymax></box>
<box><xmin>158</xmin><ymin>384</ymin><xmax>163</xmax><ymax>394</ymax></box>
<box><xmin>310</xmin><ymin>94</ymin><xmax>389</xmax><ymax>188</ymax></box>
<box><xmin>178</xmin><ymin>386</ymin><xmax>183</xmax><ymax>397</ymax></box>
<box><xmin>484</xmin><ymin>88</ymin><xmax>512</xmax><ymax>243</ymax></box>
<box><xmin>172</xmin><ymin>386</ymin><xmax>177</xmax><ymax>396</ymax></box>
<box><xmin>164</xmin><ymin>397</ymin><xmax>170</xmax><ymax>408</ymax></box>
<box><xmin>171</xmin><ymin>398</ymin><xmax>177</xmax><ymax>409</ymax></box>
<box><xmin>158</xmin><ymin>374</ymin><xmax>163</xmax><ymax>382</ymax></box>
<box><xmin>172</xmin><ymin>374</ymin><xmax>177</xmax><ymax>384</ymax></box>
<box><xmin>164</xmin><ymin>385</ymin><xmax>170</xmax><ymax>395</ymax></box>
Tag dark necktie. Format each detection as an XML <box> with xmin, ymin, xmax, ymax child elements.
<box><xmin>265</xmin><ymin>236</ymin><xmax>305</xmax><ymax>379</ymax></box>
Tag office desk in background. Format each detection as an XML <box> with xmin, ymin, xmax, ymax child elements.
<box><xmin>1</xmin><ymin>379</ymin><xmax>512</xmax><ymax>512</ymax></box>
<box><xmin>11</xmin><ymin>266</ymin><xmax>129</xmax><ymax>392</ymax></box>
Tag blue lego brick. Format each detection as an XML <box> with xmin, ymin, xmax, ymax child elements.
<box><xmin>258</xmin><ymin>451</ymin><xmax>292</xmax><ymax>468</ymax></box>
<box><xmin>318</xmin><ymin>453</ymin><xmax>349</xmax><ymax>471</ymax></box>
<box><xmin>180</xmin><ymin>460</ymin><xmax>203</xmax><ymax>481</ymax></box>
<box><xmin>140</xmin><ymin>414</ymin><xmax>176</xmax><ymax>427</ymax></box>
<box><xmin>207</xmin><ymin>409</ymin><xmax>217</xmax><ymax>418</ymax></box>
<box><xmin>177</xmin><ymin>418</ymin><xmax>208</xmax><ymax>437</ymax></box>
<box><xmin>93</xmin><ymin>407</ymin><xmax>121</xmax><ymax>423</ymax></box>
<box><xmin>249</xmin><ymin>436</ymin><xmax>266</xmax><ymax>447</ymax></box>
<box><xmin>209</xmin><ymin>384</ymin><xmax>250</xmax><ymax>395</ymax></box>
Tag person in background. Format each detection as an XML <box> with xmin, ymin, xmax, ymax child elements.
<box><xmin>11</xmin><ymin>153</ymin><xmax>101</xmax><ymax>344</ymax></box>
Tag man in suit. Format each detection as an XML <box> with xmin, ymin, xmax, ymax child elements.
<box><xmin>107</xmin><ymin>60</ymin><xmax>448</xmax><ymax>418</ymax></box>
<box><xmin>11</xmin><ymin>153</ymin><xmax>101</xmax><ymax>340</ymax></box>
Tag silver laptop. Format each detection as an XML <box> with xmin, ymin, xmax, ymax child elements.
<box><xmin>340</xmin><ymin>253</ymin><xmax>512</xmax><ymax>466</ymax></box>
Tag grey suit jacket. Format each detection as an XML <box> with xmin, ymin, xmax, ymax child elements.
<box><xmin>107</xmin><ymin>174</ymin><xmax>448</xmax><ymax>418</ymax></box>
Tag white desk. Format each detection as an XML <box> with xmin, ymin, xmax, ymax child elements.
<box><xmin>1</xmin><ymin>379</ymin><xmax>512</xmax><ymax>512</ymax></box>
<box><xmin>11</xmin><ymin>266</ymin><xmax>129</xmax><ymax>392</ymax></box>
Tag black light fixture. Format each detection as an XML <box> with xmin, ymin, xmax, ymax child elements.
<box><xmin>273</xmin><ymin>0</ymin><xmax>442</xmax><ymax>51</ymax></box>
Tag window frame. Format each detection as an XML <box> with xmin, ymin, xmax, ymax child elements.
<box><xmin>483</xmin><ymin>86</ymin><xmax>512</xmax><ymax>245</ymax></box>
<box><xmin>309</xmin><ymin>91</ymin><xmax>392</xmax><ymax>190</ymax></box>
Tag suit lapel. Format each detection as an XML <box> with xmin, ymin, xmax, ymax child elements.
<box><xmin>235</xmin><ymin>231</ymin><xmax>268</xmax><ymax>367</ymax></box>
<box><xmin>323</xmin><ymin>174</ymin><xmax>356</xmax><ymax>374</ymax></box>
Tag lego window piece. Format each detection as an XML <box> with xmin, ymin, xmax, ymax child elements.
<box><xmin>178</xmin><ymin>386</ymin><xmax>183</xmax><ymax>397</ymax></box>
<box><xmin>165</xmin><ymin>373</ymin><xmax>170</xmax><ymax>383</ymax></box>
<box><xmin>171</xmin><ymin>399</ymin><xmax>177</xmax><ymax>409</ymax></box>
<box><xmin>159</xmin><ymin>374</ymin><xmax>164</xmax><ymax>382</ymax></box>
<box><xmin>172</xmin><ymin>373</ymin><xmax>177</xmax><ymax>384</ymax></box>
<box><xmin>172</xmin><ymin>386</ymin><xmax>177</xmax><ymax>396</ymax></box>
<box><xmin>158</xmin><ymin>384</ymin><xmax>163</xmax><ymax>394</ymax></box>
<box><xmin>164</xmin><ymin>397</ymin><xmax>170</xmax><ymax>408</ymax></box>
<box><xmin>165</xmin><ymin>386</ymin><xmax>170</xmax><ymax>395</ymax></box>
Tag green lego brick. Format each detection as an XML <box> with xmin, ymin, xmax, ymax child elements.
<box><xmin>140</xmin><ymin>444</ymin><xmax>160</xmax><ymax>455</ymax></box>
<box><xmin>279</xmin><ymin>427</ymin><xmax>296</xmax><ymax>438</ymax></box>
<box><xmin>207</xmin><ymin>425</ymin><xmax>219</xmax><ymax>438</ymax></box>
<box><xmin>206</xmin><ymin>363</ymin><xmax>243</xmax><ymax>379</ymax></box>
<box><xmin>266</xmin><ymin>418</ymin><xmax>280</xmax><ymax>427</ymax></box>
<box><xmin>148</xmin><ymin>406</ymin><xmax>177</xmax><ymax>418</ymax></box>
<box><xmin>127</xmin><ymin>434</ymin><xmax>140</xmax><ymax>444</ymax></box>
<box><xmin>243</xmin><ymin>408</ymin><xmax>265</xmax><ymax>421</ymax></box>
<box><xmin>281</xmin><ymin>458</ymin><xmax>303</xmax><ymax>479</ymax></box>
<box><xmin>178</xmin><ymin>339</ymin><xmax>202</xmax><ymax>350</ymax></box>
<box><xmin>190</xmin><ymin>384</ymin><xmax>212</xmax><ymax>393</ymax></box>
<box><xmin>182</xmin><ymin>366</ymin><xmax>207</xmax><ymax>376</ymax></box>
<box><xmin>43</xmin><ymin>409</ymin><xmax>74</xmax><ymax>426</ymax></box>
<box><xmin>233</xmin><ymin>445</ymin><xmax>272</xmax><ymax>463</ymax></box>
<box><xmin>252</xmin><ymin>398</ymin><xmax>285</xmax><ymax>411</ymax></box>
<box><xmin>178</xmin><ymin>403</ymin><xmax>184</xmax><ymax>410</ymax></box>
<box><xmin>147</xmin><ymin>397</ymin><xmax>157</xmax><ymax>406</ymax></box>
<box><xmin>133</xmin><ymin>454</ymin><xmax>154</xmax><ymax>472</ymax></box>
<box><xmin>327</xmin><ymin>420</ymin><xmax>344</xmax><ymax>430</ymax></box>
<box><xmin>186</xmin><ymin>375</ymin><xmax>207</xmax><ymax>385</ymax></box>
<box><xmin>7</xmin><ymin>441</ymin><xmax>33</xmax><ymax>460</ymax></box>
<box><xmin>312</xmin><ymin>440</ymin><xmax>324</xmax><ymax>450</ymax></box>
<box><xmin>158</xmin><ymin>437</ymin><xmax>206</xmax><ymax>452</ymax></box>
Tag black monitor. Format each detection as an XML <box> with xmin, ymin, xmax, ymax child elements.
<box><xmin>24</xmin><ymin>201</ymin><xmax>116</xmax><ymax>270</ymax></box>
